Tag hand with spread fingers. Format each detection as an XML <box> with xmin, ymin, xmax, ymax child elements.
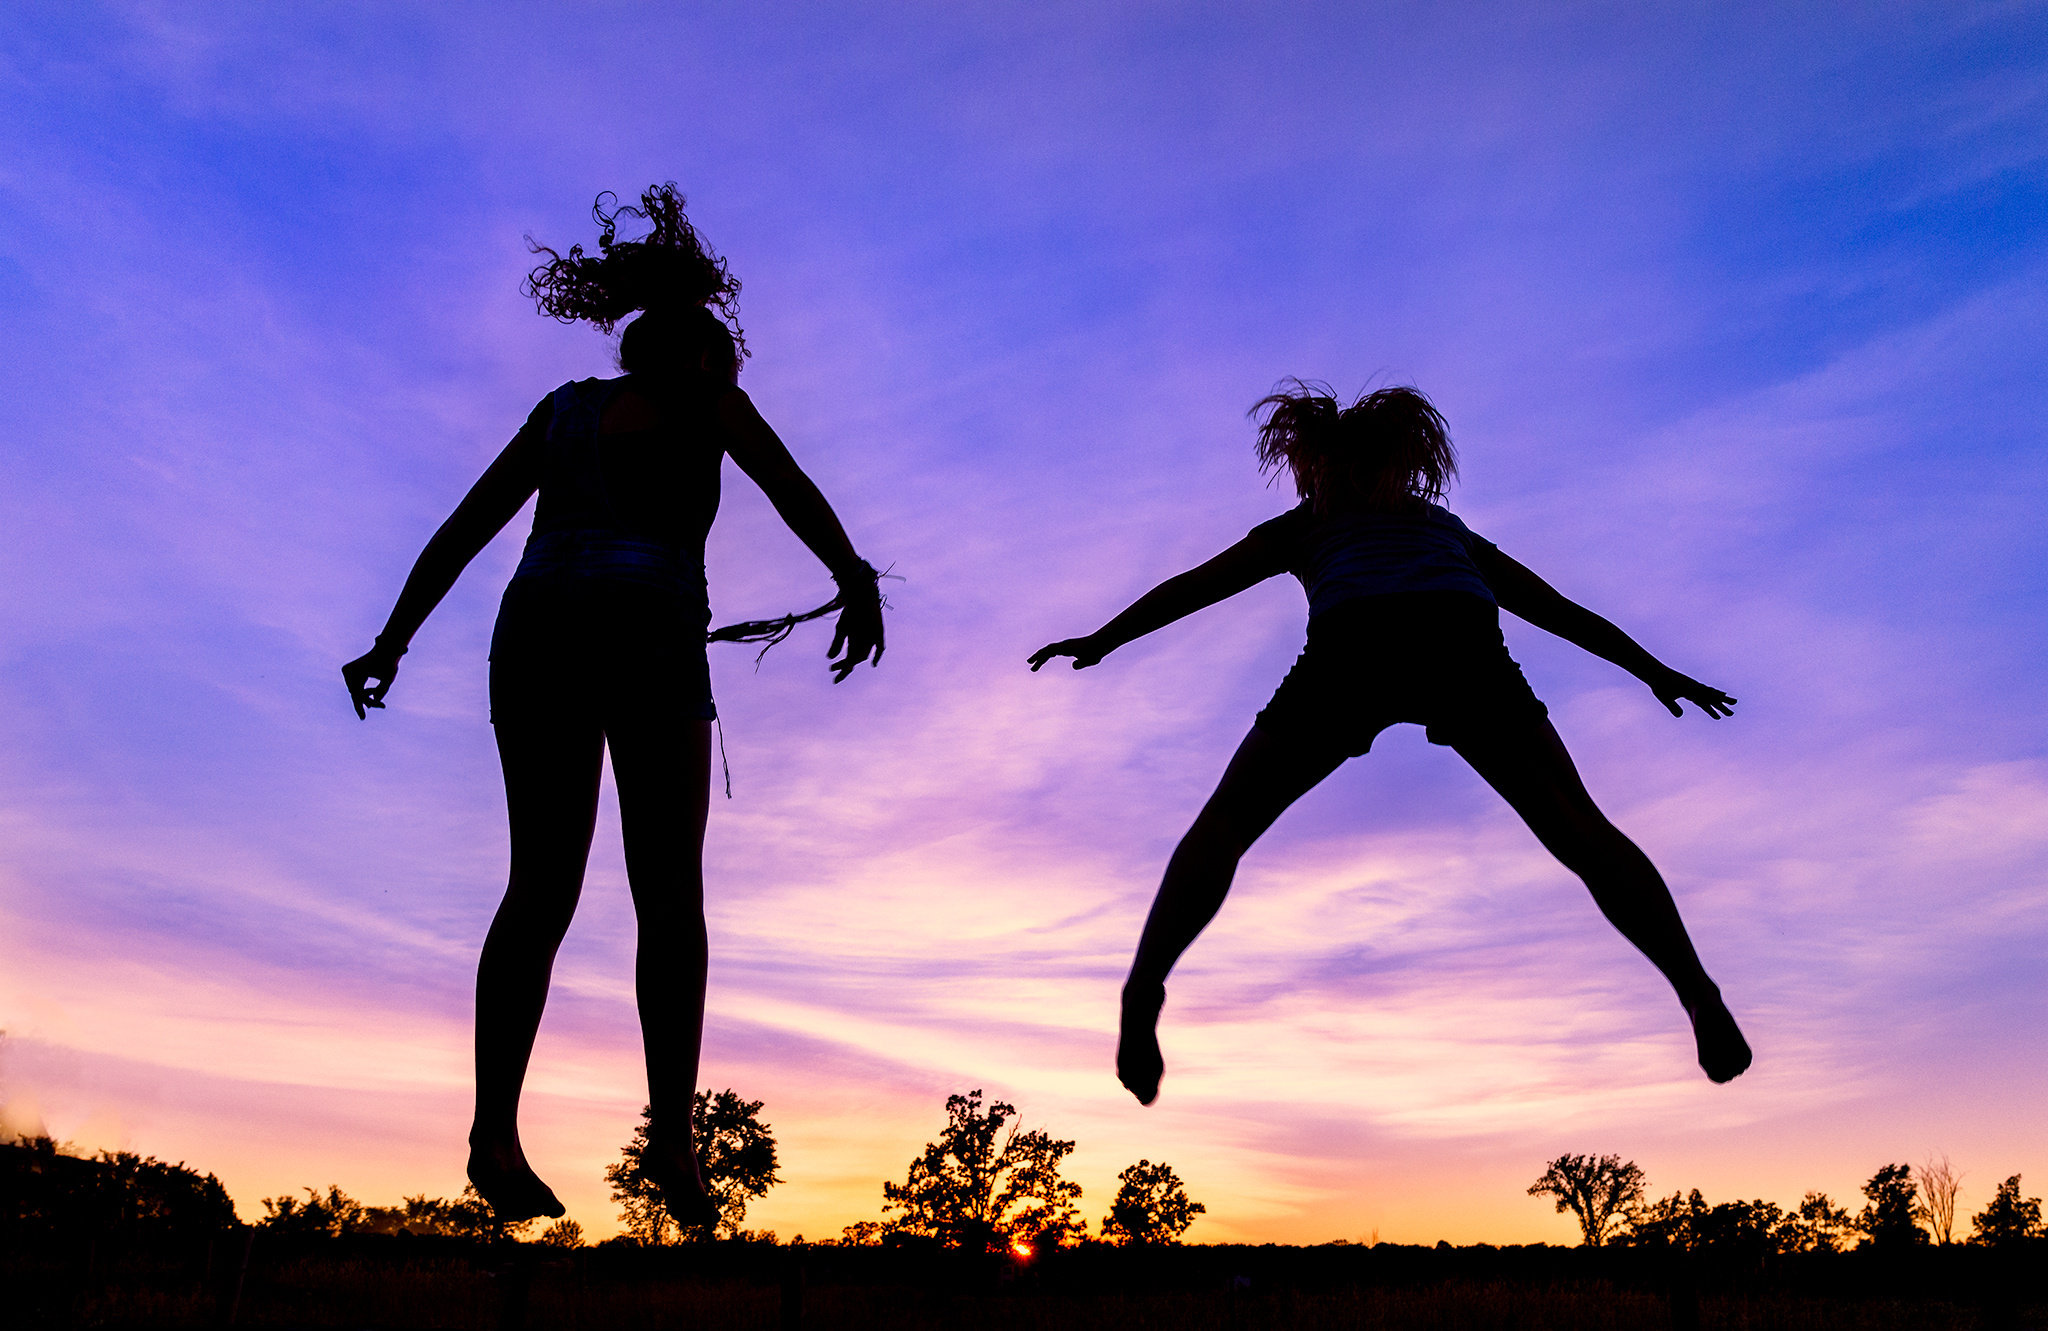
<box><xmin>1650</xmin><ymin>669</ymin><xmax>1737</xmax><ymax>719</ymax></box>
<box><xmin>828</xmin><ymin>584</ymin><xmax>886</xmax><ymax>683</ymax></box>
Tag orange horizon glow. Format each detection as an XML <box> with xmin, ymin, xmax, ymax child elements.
<box><xmin>3</xmin><ymin>1</ymin><xmax>2045</xmax><ymax>1257</ymax></box>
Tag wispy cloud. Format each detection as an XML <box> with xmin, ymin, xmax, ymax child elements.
<box><xmin>2</xmin><ymin>1</ymin><xmax>2044</xmax><ymax>1245</ymax></box>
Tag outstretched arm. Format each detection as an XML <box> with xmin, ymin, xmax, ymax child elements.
<box><xmin>341</xmin><ymin>404</ymin><xmax>548</xmax><ymax>718</ymax></box>
<box><xmin>1029</xmin><ymin>532</ymin><xmax>1289</xmax><ymax>671</ymax></box>
<box><xmin>716</xmin><ymin>389</ymin><xmax>883</xmax><ymax>682</ymax></box>
<box><xmin>1479</xmin><ymin>546</ymin><xmax>1735</xmax><ymax>718</ymax></box>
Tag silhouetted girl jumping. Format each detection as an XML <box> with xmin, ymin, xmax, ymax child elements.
<box><xmin>1030</xmin><ymin>383</ymin><xmax>1750</xmax><ymax>1104</ymax></box>
<box><xmin>344</xmin><ymin>186</ymin><xmax>884</xmax><ymax>1223</ymax></box>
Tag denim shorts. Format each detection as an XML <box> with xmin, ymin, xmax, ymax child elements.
<box><xmin>488</xmin><ymin>580</ymin><xmax>716</xmax><ymax>728</ymax></box>
<box><xmin>1255</xmin><ymin>591</ymin><xmax>1548</xmax><ymax>756</ymax></box>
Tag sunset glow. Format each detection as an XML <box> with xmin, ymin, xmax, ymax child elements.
<box><xmin>2</xmin><ymin>4</ymin><xmax>2044</xmax><ymax>1249</ymax></box>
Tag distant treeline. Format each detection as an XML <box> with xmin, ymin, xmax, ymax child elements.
<box><xmin>8</xmin><ymin>1125</ymin><xmax>2045</xmax><ymax>1259</ymax></box>
<box><xmin>7</xmin><ymin>1133</ymin><xmax>2044</xmax><ymax>1329</ymax></box>
<box><xmin>2</xmin><ymin>1134</ymin><xmax>236</xmax><ymax>1245</ymax></box>
<box><xmin>1527</xmin><ymin>1152</ymin><xmax>2045</xmax><ymax>1255</ymax></box>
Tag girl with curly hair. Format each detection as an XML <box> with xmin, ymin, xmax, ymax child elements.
<box><xmin>1031</xmin><ymin>383</ymin><xmax>1751</xmax><ymax>1105</ymax></box>
<box><xmin>344</xmin><ymin>186</ymin><xmax>885</xmax><ymax>1224</ymax></box>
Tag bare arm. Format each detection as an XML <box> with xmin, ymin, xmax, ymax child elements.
<box><xmin>341</xmin><ymin>403</ymin><xmax>548</xmax><ymax>718</ymax></box>
<box><xmin>1479</xmin><ymin>545</ymin><xmax>1735</xmax><ymax>718</ymax></box>
<box><xmin>715</xmin><ymin>388</ymin><xmax>883</xmax><ymax>682</ymax></box>
<box><xmin>1028</xmin><ymin>532</ymin><xmax>1290</xmax><ymax>671</ymax></box>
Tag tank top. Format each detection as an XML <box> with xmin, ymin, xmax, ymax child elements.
<box><xmin>506</xmin><ymin>375</ymin><xmax>726</xmax><ymax>612</ymax></box>
<box><xmin>1250</xmin><ymin>500</ymin><xmax>1499</xmax><ymax>619</ymax></box>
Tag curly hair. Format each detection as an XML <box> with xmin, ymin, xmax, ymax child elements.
<box><xmin>523</xmin><ymin>183</ymin><xmax>747</xmax><ymax>363</ymax></box>
<box><xmin>1251</xmin><ymin>381</ymin><xmax>1456</xmax><ymax>515</ymax></box>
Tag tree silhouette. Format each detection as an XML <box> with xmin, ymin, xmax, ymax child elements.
<box><xmin>1915</xmin><ymin>1154</ymin><xmax>1964</xmax><ymax>1245</ymax></box>
<box><xmin>1857</xmin><ymin>1163</ymin><xmax>1928</xmax><ymax>1248</ymax></box>
<box><xmin>358</xmin><ymin>1195</ymin><xmax>450</xmax><ymax>1237</ymax></box>
<box><xmin>259</xmin><ymin>1185</ymin><xmax>364</xmax><ymax>1235</ymax></box>
<box><xmin>1689</xmin><ymin>1198</ymin><xmax>1793</xmax><ymax>1272</ymax></box>
<box><xmin>606</xmin><ymin>1091</ymin><xmax>781</xmax><ymax>1242</ymax></box>
<box><xmin>87</xmin><ymin>1149</ymin><xmax>237</xmax><ymax>1238</ymax></box>
<box><xmin>1618</xmin><ymin>1188</ymin><xmax>1707</xmax><ymax>1250</ymax></box>
<box><xmin>1970</xmin><ymin>1175</ymin><xmax>2043</xmax><ymax>1246</ymax></box>
<box><xmin>1528</xmin><ymin>1154</ymin><xmax>1646</xmax><ymax>1247</ymax></box>
<box><xmin>879</xmin><ymin>1090</ymin><xmax>1083</xmax><ymax>1250</ymax></box>
<box><xmin>537</xmin><ymin>1218</ymin><xmax>584</xmax><ymax>1247</ymax></box>
<box><xmin>838</xmin><ymin>1220</ymin><xmax>885</xmax><ymax>1245</ymax></box>
<box><xmin>1783</xmin><ymin>1191</ymin><xmax>1858</xmax><ymax>1253</ymax></box>
<box><xmin>262</xmin><ymin>1183</ymin><xmax>527</xmax><ymax>1240</ymax></box>
<box><xmin>1619</xmin><ymin>1189</ymin><xmax>1859</xmax><ymax>1260</ymax></box>
<box><xmin>353</xmin><ymin>1190</ymin><xmax>508</xmax><ymax>1239</ymax></box>
<box><xmin>1100</xmin><ymin>1159</ymin><xmax>1205</xmax><ymax>1245</ymax></box>
<box><xmin>2</xmin><ymin>1138</ymin><xmax>237</xmax><ymax>1241</ymax></box>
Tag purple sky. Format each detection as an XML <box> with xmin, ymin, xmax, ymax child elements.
<box><xmin>2</xmin><ymin>4</ymin><xmax>2044</xmax><ymax>1244</ymax></box>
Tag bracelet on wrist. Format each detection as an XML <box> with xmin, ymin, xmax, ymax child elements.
<box><xmin>831</xmin><ymin>560</ymin><xmax>881</xmax><ymax>588</ymax></box>
<box><xmin>373</xmin><ymin>635</ymin><xmax>410</xmax><ymax>658</ymax></box>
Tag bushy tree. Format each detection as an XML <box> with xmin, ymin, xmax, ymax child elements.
<box><xmin>268</xmin><ymin>1183</ymin><xmax>526</xmax><ymax>1241</ymax></box>
<box><xmin>1970</xmin><ymin>1175</ymin><xmax>2043</xmax><ymax>1246</ymax></box>
<box><xmin>1618</xmin><ymin>1189</ymin><xmax>1706</xmax><ymax>1250</ymax></box>
<box><xmin>357</xmin><ymin>1194</ymin><xmax>462</xmax><ymax>1237</ymax></box>
<box><xmin>878</xmin><ymin>1090</ymin><xmax>1083</xmax><ymax>1250</ymax></box>
<box><xmin>537</xmin><ymin>1218</ymin><xmax>584</xmax><ymax>1247</ymax></box>
<box><xmin>1528</xmin><ymin>1154</ymin><xmax>1646</xmax><ymax>1247</ymax></box>
<box><xmin>1620</xmin><ymin>1191</ymin><xmax>1812</xmax><ymax>1266</ymax></box>
<box><xmin>444</xmin><ymin>1184</ymin><xmax>529</xmax><ymax>1241</ymax></box>
<box><xmin>1691</xmin><ymin>1198</ymin><xmax>1791</xmax><ymax>1273</ymax></box>
<box><xmin>1616</xmin><ymin>1187</ymin><xmax>1901</xmax><ymax>1263</ymax></box>
<box><xmin>1100</xmin><ymin>1160</ymin><xmax>1205</xmax><ymax>1245</ymax></box>
<box><xmin>2</xmin><ymin>1138</ymin><xmax>238</xmax><ymax>1241</ymax></box>
<box><xmin>260</xmin><ymin>1185</ymin><xmax>364</xmax><ymax>1235</ymax></box>
<box><xmin>1857</xmin><ymin>1163</ymin><xmax>1928</xmax><ymax>1248</ymax></box>
<box><xmin>1782</xmin><ymin>1191</ymin><xmax>1858</xmax><ymax>1254</ymax></box>
<box><xmin>605</xmin><ymin>1091</ymin><xmax>781</xmax><ymax>1243</ymax></box>
<box><xmin>89</xmin><ymin>1150</ymin><xmax>238</xmax><ymax>1238</ymax></box>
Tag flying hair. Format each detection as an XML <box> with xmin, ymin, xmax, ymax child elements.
<box><xmin>522</xmin><ymin>183</ymin><xmax>748</xmax><ymax>362</ymax></box>
<box><xmin>1251</xmin><ymin>381</ymin><xmax>1456</xmax><ymax>516</ymax></box>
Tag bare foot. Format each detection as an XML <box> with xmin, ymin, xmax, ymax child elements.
<box><xmin>466</xmin><ymin>1138</ymin><xmax>566</xmax><ymax>1223</ymax></box>
<box><xmin>1687</xmin><ymin>993</ymin><xmax>1753</xmax><ymax>1084</ymax></box>
<box><xmin>643</xmin><ymin>1135</ymin><xmax>722</xmax><ymax>1231</ymax></box>
<box><xmin>1118</xmin><ymin>981</ymin><xmax>1165</xmax><ymax>1105</ymax></box>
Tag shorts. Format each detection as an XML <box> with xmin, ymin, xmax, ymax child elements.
<box><xmin>1254</xmin><ymin>591</ymin><xmax>1548</xmax><ymax>756</ymax></box>
<box><xmin>488</xmin><ymin>580</ymin><xmax>716</xmax><ymax>728</ymax></box>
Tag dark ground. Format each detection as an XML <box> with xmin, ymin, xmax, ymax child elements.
<box><xmin>6</xmin><ymin>1232</ymin><xmax>2043</xmax><ymax>1329</ymax></box>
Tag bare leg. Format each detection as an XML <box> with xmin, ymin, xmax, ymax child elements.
<box><xmin>609</xmin><ymin>716</ymin><xmax>720</xmax><ymax>1227</ymax></box>
<box><xmin>1451</xmin><ymin>720</ymin><xmax>1751</xmax><ymax>1082</ymax></box>
<box><xmin>468</xmin><ymin>714</ymin><xmax>604</xmax><ymax>1219</ymax></box>
<box><xmin>1120</xmin><ymin>726</ymin><xmax>1348</xmax><ymax>1104</ymax></box>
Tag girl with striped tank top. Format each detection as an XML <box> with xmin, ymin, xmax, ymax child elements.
<box><xmin>1031</xmin><ymin>383</ymin><xmax>1750</xmax><ymax>1104</ymax></box>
